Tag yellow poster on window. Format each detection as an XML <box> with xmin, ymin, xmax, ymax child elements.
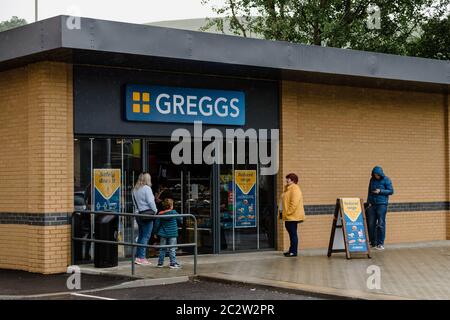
<box><xmin>235</xmin><ymin>170</ymin><xmax>256</xmax><ymax>194</ymax></box>
<box><xmin>93</xmin><ymin>169</ymin><xmax>121</xmax><ymax>212</ymax></box>
<box><xmin>234</xmin><ymin>170</ymin><xmax>257</xmax><ymax>228</ymax></box>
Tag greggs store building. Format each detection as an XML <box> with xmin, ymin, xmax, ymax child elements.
<box><xmin>0</xmin><ymin>16</ymin><xmax>449</xmax><ymax>274</ymax></box>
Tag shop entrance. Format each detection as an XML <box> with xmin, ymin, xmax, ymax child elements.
<box><xmin>74</xmin><ymin>137</ymin><xmax>275</xmax><ymax>260</ymax></box>
<box><xmin>146</xmin><ymin>141</ymin><xmax>213</xmax><ymax>254</ymax></box>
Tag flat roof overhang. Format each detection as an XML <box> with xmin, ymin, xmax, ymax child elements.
<box><xmin>0</xmin><ymin>15</ymin><xmax>448</xmax><ymax>93</ymax></box>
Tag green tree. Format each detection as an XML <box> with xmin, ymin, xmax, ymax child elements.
<box><xmin>0</xmin><ymin>16</ymin><xmax>27</xmax><ymax>32</ymax></box>
<box><xmin>202</xmin><ymin>0</ymin><xmax>450</xmax><ymax>59</ymax></box>
<box><xmin>408</xmin><ymin>16</ymin><xmax>450</xmax><ymax>59</ymax></box>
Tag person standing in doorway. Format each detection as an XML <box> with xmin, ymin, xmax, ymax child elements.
<box><xmin>154</xmin><ymin>198</ymin><xmax>182</xmax><ymax>269</ymax></box>
<box><xmin>151</xmin><ymin>177</ymin><xmax>174</xmax><ymax>256</ymax></box>
<box><xmin>132</xmin><ymin>173</ymin><xmax>158</xmax><ymax>265</ymax></box>
<box><xmin>366</xmin><ymin>166</ymin><xmax>394</xmax><ymax>250</ymax></box>
<box><xmin>278</xmin><ymin>173</ymin><xmax>305</xmax><ymax>257</ymax></box>
<box><xmin>155</xmin><ymin>177</ymin><xmax>174</xmax><ymax>211</ymax></box>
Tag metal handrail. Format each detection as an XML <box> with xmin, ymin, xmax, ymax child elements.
<box><xmin>71</xmin><ymin>210</ymin><xmax>198</xmax><ymax>276</ymax></box>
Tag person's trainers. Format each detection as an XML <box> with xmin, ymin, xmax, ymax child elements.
<box><xmin>169</xmin><ymin>263</ymin><xmax>182</xmax><ymax>269</ymax></box>
<box><xmin>135</xmin><ymin>258</ymin><xmax>152</xmax><ymax>265</ymax></box>
<box><xmin>376</xmin><ymin>245</ymin><xmax>385</xmax><ymax>250</ymax></box>
<box><xmin>156</xmin><ymin>263</ymin><xmax>164</xmax><ymax>268</ymax></box>
<box><xmin>284</xmin><ymin>252</ymin><xmax>297</xmax><ymax>257</ymax></box>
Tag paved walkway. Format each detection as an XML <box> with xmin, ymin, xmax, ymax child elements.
<box><xmin>79</xmin><ymin>241</ymin><xmax>450</xmax><ymax>300</ymax></box>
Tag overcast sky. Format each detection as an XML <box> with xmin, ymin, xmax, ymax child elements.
<box><xmin>0</xmin><ymin>0</ymin><xmax>226</xmax><ymax>24</ymax></box>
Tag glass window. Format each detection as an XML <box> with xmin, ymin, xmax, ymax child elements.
<box><xmin>73</xmin><ymin>137</ymin><xmax>143</xmax><ymax>261</ymax></box>
<box><xmin>74</xmin><ymin>136</ymin><xmax>274</xmax><ymax>259</ymax></box>
<box><xmin>219</xmin><ymin>138</ymin><xmax>276</xmax><ymax>251</ymax></box>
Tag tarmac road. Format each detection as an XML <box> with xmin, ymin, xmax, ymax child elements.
<box><xmin>25</xmin><ymin>279</ymin><xmax>324</xmax><ymax>300</ymax></box>
<box><xmin>0</xmin><ymin>269</ymin><xmax>134</xmax><ymax>296</ymax></box>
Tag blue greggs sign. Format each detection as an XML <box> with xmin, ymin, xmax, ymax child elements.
<box><xmin>125</xmin><ymin>84</ymin><xmax>245</xmax><ymax>125</ymax></box>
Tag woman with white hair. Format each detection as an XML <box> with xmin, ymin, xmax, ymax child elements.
<box><xmin>132</xmin><ymin>172</ymin><xmax>158</xmax><ymax>265</ymax></box>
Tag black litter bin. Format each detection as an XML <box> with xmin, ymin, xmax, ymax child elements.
<box><xmin>94</xmin><ymin>213</ymin><xmax>118</xmax><ymax>268</ymax></box>
<box><xmin>73</xmin><ymin>211</ymin><xmax>92</xmax><ymax>264</ymax></box>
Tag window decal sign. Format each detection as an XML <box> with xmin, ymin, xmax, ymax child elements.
<box><xmin>125</xmin><ymin>84</ymin><xmax>245</xmax><ymax>125</ymax></box>
<box><xmin>234</xmin><ymin>170</ymin><xmax>257</xmax><ymax>228</ymax></box>
<box><xmin>93</xmin><ymin>169</ymin><xmax>121</xmax><ymax>212</ymax></box>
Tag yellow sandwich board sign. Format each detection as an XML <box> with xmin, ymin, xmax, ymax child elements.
<box><xmin>327</xmin><ymin>198</ymin><xmax>371</xmax><ymax>259</ymax></box>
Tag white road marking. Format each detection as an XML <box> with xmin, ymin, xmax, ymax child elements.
<box><xmin>70</xmin><ymin>293</ymin><xmax>116</xmax><ymax>300</ymax></box>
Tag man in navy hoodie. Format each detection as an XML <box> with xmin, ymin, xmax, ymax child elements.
<box><xmin>366</xmin><ymin>166</ymin><xmax>394</xmax><ymax>250</ymax></box>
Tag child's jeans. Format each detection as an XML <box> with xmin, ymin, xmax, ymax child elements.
<box><xmin>158</xmin><ymin>237</ymin><xmax>177</xmax><ymax>265</ymax></box>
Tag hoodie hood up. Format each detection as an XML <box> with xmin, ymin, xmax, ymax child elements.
<box><xmin>372</xmin><ymin>166</ymin><xmax>385</xmax><ymax>178</ymax></box>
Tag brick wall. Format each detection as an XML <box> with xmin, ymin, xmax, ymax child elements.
<box><xmin>278</xmin><ymin>81</ymin><xmax>450</xmax><ymax>250</ymax></box>
<box><xmin>446</xmin><ymin>92</ymin><xmax>450</xmax><ymax>241</ymax></box>
<box><xmin>0</xmin><ymin>62</ymin><xmax>73</xmax><ymax>273</ymax></box>
<box><xmin>0</xmin><ymin>225</ymin><xmax>71</xmax><ymax>274</ymax></box>
<box><xmin>447</xmin><ymin>211</ymin><xmax>450</xmax><ymax>240</ymax></box>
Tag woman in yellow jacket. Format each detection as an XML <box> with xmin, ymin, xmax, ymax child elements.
<box><xmin>279</xmin><ymin>173</ymin><xmax>305</xmax><ymax>257</ymax></box>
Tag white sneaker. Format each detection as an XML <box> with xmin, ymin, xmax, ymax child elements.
<box><xmin>135</xmin><ymin>258</ymin><xmax>152</xmax><ymax>265</ymax></box>
<box><xmin>375</xmin><ymin>245</ymin><xmax>385</xmax><ymax>250</ymax></box>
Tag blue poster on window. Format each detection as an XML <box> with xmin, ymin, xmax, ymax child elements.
<box><xmin>93</xmin><ymin>169</ymin><xmax>121</xmax><ymax>212</ymax></box>
<box><xmin>341</xmin><ymin>198</ymin><xmax>368</xmax><ymax>252</ymax></box>
<box><xmin>234</xmin><ymin>170</ymin><xmax>257</xmax><ymax>228</ymax></box>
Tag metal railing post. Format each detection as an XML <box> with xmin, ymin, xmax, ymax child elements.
<box><xmin>71</xmin><ymin>214</ymin><xmax>75</xmax><ymax>266</ymax></box>
<box><xmin>131</xmin><ymin>215</ymin><xmax>135</xmax><ymax>276</ymax></box>
<box><xmin>71</xmin><ymin>211</ymin><xmax>199</xmax><ymax>277</ymax></box>
<box><xmin>193</xmin><ymin>215</ymin><xmax>198</xmax><ymax>275</ymax></box>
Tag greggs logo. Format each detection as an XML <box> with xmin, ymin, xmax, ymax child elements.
<box><xmin>125</xmin><ymin>84</ymin><xmax>245</xmax><ymax>125</ymax></box>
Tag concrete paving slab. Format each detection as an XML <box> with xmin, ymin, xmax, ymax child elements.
<box><xmin>198</xmin><ymin>272</ymin><xmax>411</xmax><ymax>300</ymax></box>
<box><xmin>76</xmin><ymin>241</ymin><xmax>450</xmax><ymax>300</ymax></box>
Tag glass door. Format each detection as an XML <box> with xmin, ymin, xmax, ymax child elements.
<box><xmin>146</xmin><ymin>140</ymin><xmax>213</xmax><ymax>254</ymax></box>
<box><xmin>176</xmin><ymin>164</ymin><xmax>213</xmax><ymax>254</ymax></box>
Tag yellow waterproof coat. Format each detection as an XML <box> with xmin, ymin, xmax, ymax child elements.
<box><xmin>279</xmin><ymin>183</ymin><xmax>305</xmax><ymax>222</ymax></box>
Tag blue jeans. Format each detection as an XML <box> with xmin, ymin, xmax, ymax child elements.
<box><xmin>158</xmin><ymin>237</ymin><xmax>177</xmax><ymax>265</ymax></box>
<box><xmin>136</xmin><ymin>219</ymin><xmax>154</xmax><ymax>259</ymax></box>
<box><xmin>285</xmin><ymin>221</ymin><xmax>299</xmax><ymax>254</ymax></box>
<box><xmin>366</xmin><ymin>204</ymin><xmax>387</xmax><ymax>246</ymax></box>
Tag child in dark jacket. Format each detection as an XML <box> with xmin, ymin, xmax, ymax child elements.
<box><xmin>154</xmin><ymin>198</ymin><xmax>182</xmax><ymax>269</ymax></box>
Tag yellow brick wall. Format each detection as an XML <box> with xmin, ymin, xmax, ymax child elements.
<box><xmin>447</xmin><ymin>212</ymin><xmax>450</xmax><ymax>239</ymax></box>
<box><xmin>0</xmin><ymin>62</ymin><xmax>73</xmax><ymax>273</ymax></box>
<box><xmin>0</xmin><ymin>225</ymin><xmax>71</xmax><ymax>274</ymax></box>
<box><xmin>446</xmin><ymin>93</ymin><xmax>450</xmax><ymax>241</ymax></box>
<box><xmin>292</xmin><ymin>211</ymin><xmax>448</xmax><ymax>250</ymax></box>
<box><xmin>278</xmin><ymin>81</ymin><xmax>450</xmax><ymax>250</ymax></box>
<box><xmin>27</xmin><ymin>62</ymin><xmax>74</xmax><ymax>213</ymax></box>
<box><xmin>0</xmin><ymin>67</ymin><xmax>29</xmax><ymax>212</ymax></box>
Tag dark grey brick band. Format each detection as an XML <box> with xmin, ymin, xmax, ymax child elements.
<box><xmin>1</xmin><ymin>202</ymin><xmax>449</xmax><ymax>222</ymax></box>
<box><xmin>0</xmin><ymin>212</ymin><xmax>71</xmax><ymax>226</ymax></box>
<box><xmin>305</xmin><ymin>201</ymin><xmax>450</xmax><ymax>215</ymax></box>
